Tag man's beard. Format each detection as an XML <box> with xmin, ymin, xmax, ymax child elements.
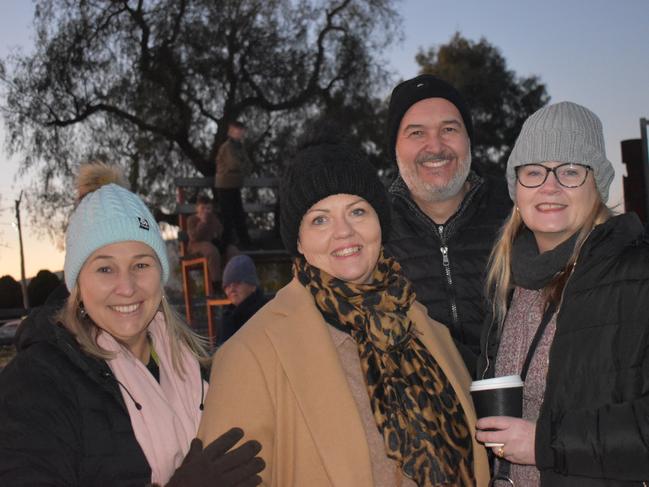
<box><xmin>397</xmin><ymin>150</ymin><xmax>472</xmax><ymax>204</ymax></box>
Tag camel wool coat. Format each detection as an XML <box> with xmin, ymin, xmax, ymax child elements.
<box><xmin>198</xmin><ymin>278</ymin><xmax>489</xmax><ymax>486</ymax></box>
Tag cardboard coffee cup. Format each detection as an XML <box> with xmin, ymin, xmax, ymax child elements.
<box><xmin>470</xmin><ymin>375</ymin><xmax>524</xmax><ymax>447</ymax></box>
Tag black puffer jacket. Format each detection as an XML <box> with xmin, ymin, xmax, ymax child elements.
<box><xmin>479</xmin><ymin>213</ymin><xmax>649</xmax><ymax>486</ymax></box>
<box><xmin>220</xmin><ymin>287</ymin><xmax>269</xmax><ymax>345</ymax></box>
<box><xmin>0</xmin><ymin>301</ymin><xmax>151</xmax><ymax>486</ymax></box>
<box><xmin>385</xmin><ymin>170</ymin><xmax>511</xmax><ymax>374</ymax></box>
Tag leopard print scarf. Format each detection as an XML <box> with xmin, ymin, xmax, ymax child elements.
<box><xmin>294</xmin><ymin>252</ymin><xmax>475</xmax><ymax>486</ymax></box>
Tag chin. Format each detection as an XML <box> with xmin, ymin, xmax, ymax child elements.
<box><xmin>337</xmin><ymin>271</ymin><xmax>371</xmax><ymax>284</ymax></box>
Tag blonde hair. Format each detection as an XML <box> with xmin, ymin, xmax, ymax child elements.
<box><xmin>486</xmin><ymin>199</ymin><xmax>613</xmax><ymax>329</ymax></box>
<box><xmin>57</xmin><ymin>287</ymin><xmax>210</xmax><ymax>374</ymax></box>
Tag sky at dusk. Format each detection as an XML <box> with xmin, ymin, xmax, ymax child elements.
<box><xmin>1</xmin><ymin>0</ymin><xmax>648</xmax><ymax>280</ymax></box>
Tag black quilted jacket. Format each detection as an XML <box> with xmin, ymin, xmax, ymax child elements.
<box><xmin>384</xmin><ymin>170</ymin><xmax>511</xmax><ymax>374</ymax></box>
<box><xmin>479</xmin><ymin>213</ymin><xmax>649</xmax><ymax>486</ymax></box>
<box><xmin>0</xmin><ymin>301</ymin><xmax>151</xmax><ymax>486</ymax></box>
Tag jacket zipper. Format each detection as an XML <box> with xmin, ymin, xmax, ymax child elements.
<box><xmin>438</xmin><ymin>225</ymin><xmax>460</xmax><ymax>331</ymax></box>
<box><xmin>439</xmin><ymin>244</ymin><xmax>459</xmax><ymax>325</ymax></box>
<box><xmin>390</xmin><ymin>174</ymin><xmax>484</xmax><ymax>340</ymax></box>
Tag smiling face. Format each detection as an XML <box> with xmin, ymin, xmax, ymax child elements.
<box><xmin>395</xmin><ymin>97</ymin><xmax>471</xmax><ymax>204</ymax></box>
<box><xmin>516</xmin><ymin>162</ymin><xmax>600</xmax><ymax>252</ymax></box>
<box><xmin>297</xmin><ymin>194</ymin><xmax>381</xmax><ymax>284</ymax></box>
<box><xmin>78</xmin><ymin>241</ymin><xmax>162</xmax><ymax>357</ymax></box>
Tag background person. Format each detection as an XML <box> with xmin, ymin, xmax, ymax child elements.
<box><xmin>0</xmin><ymin>163</ymin><xmax>264</xmax><ymax>486</ymax></box>
<box><xmin>384</xmin><ymin>74</ymin><xmax>511</xmax><ymax>375</ymax></box>
<box><xmin>198</xmin><ymin>132</ymin><xmax>489</xmax><ymax>486</ymax></box>
<box><xmin>187</xmin><ymin>194</ymin><xmax>238</xmax><ymax>290</ymax></box>
<box><xmin>475</xmin><ymin>102</ymin><xmax>649</xmax><ymax>486</ymax></box>
<box><xmin>219</xmin><ymin>254</ymin><xmax>269</xmax><ymax>345</ymax></box>
<box><xmin>215</xmin><ymin>120</ymin><xmax>252</xmax><ymax>248</ymax></box>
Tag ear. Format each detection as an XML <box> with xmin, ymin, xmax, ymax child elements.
<box><xmin>297</xmin><ymin>239</ymin><xmax>303</xmax><ymax>255</ymax></box>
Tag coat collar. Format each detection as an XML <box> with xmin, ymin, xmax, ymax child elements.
<box><xmin>264</xmin><ymin>278</ymin><xmax>374</xmax><ymax>486</ymax></box>
<box><xmin>263</xmin><ymin>279</ymin><xmax>487</xmax><ymax>486</ymax></box>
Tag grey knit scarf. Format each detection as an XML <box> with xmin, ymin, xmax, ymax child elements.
<box><xmin>511</xmin><ymin>229</ymin><xmax>579</xmax><ymax>290</ymax></box>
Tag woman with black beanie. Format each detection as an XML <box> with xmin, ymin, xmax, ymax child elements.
<box><xmin>198</xmin><ymin>124</ymin><xmax>488</xmax><ymax>486</ymax></box>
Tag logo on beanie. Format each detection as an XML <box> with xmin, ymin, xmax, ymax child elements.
<box><xmin>138</xmin><ymin>217</ymin><xmax>150</xmax><ymax>230</ymax></box>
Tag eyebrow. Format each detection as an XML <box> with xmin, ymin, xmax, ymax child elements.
<box><xmin>401</xmin><ymin>119</ymin><xmax>463</xmax><ymax>133</ymax></box>
<box><xmin>305</xmin><ymin>197</ymin><xmax>366</xmax><ymax>214</ymax></box>
<box><xmin>88</xmin><ymin>253</ymin><xmax>156</xmax><ymax>262</ymax></box>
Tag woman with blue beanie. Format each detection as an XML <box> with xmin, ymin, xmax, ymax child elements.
<box><xmin>0</xmin><ymin>163</ymin><xmax>264</xmax><ymax>486</ymax></box>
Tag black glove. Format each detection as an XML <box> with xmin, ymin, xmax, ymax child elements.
<box><xmin>166</xmin><ymin>427</ymin><xmax>265</xmax><ymax>487</ymax></box>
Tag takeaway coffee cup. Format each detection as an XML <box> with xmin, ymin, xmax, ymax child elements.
<box><xmin>470</xmin><ymin>375</ymin><xmax>524</xmax><ymax>447</ymax></box>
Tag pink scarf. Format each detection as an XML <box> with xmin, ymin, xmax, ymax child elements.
<box><xmin>97</xmin><ymin>312</ymin><xmax>206</xmax><ymax>485</ymax></box>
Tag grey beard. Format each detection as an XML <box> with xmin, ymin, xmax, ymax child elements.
<box><xmin>397</xmin><ymin>153</ymin><xmax>472</xmax><ymax>203</ymax></box>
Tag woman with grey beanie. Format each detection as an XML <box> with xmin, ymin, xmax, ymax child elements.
<box><xmin>0</xmin><ymin>163</ymin><xmax>264</xmax><ymax>486</ymax></box>
<box><xmin>475</xmin><ymin>102</ymin><xmax>649</xmax><ymax>486</ymax></box>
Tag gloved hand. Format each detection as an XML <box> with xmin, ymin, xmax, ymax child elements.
<box><xmin>166</xmin><ymin>427</ymin><xmax>264</xmax><ymax>487</ymax></box>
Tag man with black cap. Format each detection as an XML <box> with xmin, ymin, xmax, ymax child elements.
<box><xmin>384</xmin><ymin>74</ymin><xmax>511</xmax><ymax>374</ymax></box>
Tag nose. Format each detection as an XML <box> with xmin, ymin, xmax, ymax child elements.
<box><xmin>114</xmin><ymin>270</ymin><xmax>136</xmax><ymax>296</ymax></box>
<box><xmin>540</xmin><ymin>170</ymin><xmax>561</xmax><ymax>192</ymax></box>
<box><xmin>423</xmin><ymin>132</ymin><xmax>443</xmax><ymax>153</ymax></box>
<box><xmin>332</xmin><ymin>215</ymin><xmax>354</xmax><ymax>239</ymax></box>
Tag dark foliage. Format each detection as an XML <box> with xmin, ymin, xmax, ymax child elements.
<box><xmin>1</xmin><ymin>0</ymin><xmax>401</xmax><ymax>238</ymax></box>
<box><xmin>26</xmin><ymin>269</ymin><xmax>61</xmax><ymax>307</ymax></box>
<box><xmin>0</xmin><ymin>275</ymin><xmax>23</xmax><ymax>309</ymax></box>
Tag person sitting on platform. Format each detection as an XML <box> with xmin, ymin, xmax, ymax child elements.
<box><xmin>220</xmin><ymin>255</ymin><xmax>269</xmax><ymax>345</ymax></box>
<box><xmin>187</xmin><ymin>194</ymin><xmax>238</xmax><ymax>290</ymax></box>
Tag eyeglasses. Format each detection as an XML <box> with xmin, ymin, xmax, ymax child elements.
<box><xmin>515</xmin><ymin>163</ymin><xmax>592</xmax><ymax>189</ymax></box>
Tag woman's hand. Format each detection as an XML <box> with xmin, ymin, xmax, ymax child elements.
<box><xmin>475</xmin><ymin>416</ymin><xmax>536</xmax><ymax>465</ymax></box>
<box><xmin>166</xmin><ymin>428</ymin><xmax>265</xmax><ymax>487</ymax></box>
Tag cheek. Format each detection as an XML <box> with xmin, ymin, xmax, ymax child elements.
<box><xmin>77</xmin><ymin>274</ymin><xmax>102</xmax><ymax>304</ymax></box>
<box><xmin>298</xmin><ymin>225</ymin><xmax>327</xmax><ymax>257</ymax></box>
<box><xmin>450</xmin><ymin>136</ymin><xmax>470</xmax><ymax>156</ymax></box>
<box><xmin>363</xmin><ymin>215</ymin><xmax>382</xmax><ymax>245</ymax></box>
<box><xmin>396</xmin><ymin>140</ymin><xmax>418</xmax><ymax>163</ymax></box>
<box><xmin>142</xmin><ymin>275</ymin><xmax>163</xmax><ymax>300</ymax></box>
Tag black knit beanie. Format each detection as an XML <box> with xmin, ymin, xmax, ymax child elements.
<box><xmin>386</xmin><ymin>74</ymin><xmax>473</xmax><ymax>163</ymax></box>
<box><xmin>279</xmin><ymin>139</ymin><xmax>391</xmax><ymax>256</ymax></box>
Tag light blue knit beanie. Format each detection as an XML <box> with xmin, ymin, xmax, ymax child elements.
<box><xmin>506</xmin><ymin>101</ymin><xmax>615</xmax><ymax>203</ymax></box>
<box><xmin>64</xmin><ymin>183</ymin><xmax>169</xmax><ymax>290</ymax></box>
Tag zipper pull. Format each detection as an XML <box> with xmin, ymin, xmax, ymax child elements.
<box><xmin>440</xmin><ymin>246</ymin><xmax>449</xmax><ymax>266</ymax></box>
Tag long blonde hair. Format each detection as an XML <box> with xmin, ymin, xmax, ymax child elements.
<box><xmin>485</xmin><ymin>199</ymin><xmax>613</xmax><ymax>328</ymax></box>
<box><xmin>56</xmin><ymin>286</ymin><xmax>210</xmax><ymax>374</ymax></box>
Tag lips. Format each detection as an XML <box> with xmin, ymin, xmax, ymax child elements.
<box><xmin>331</xmin><ymin>245</ymin><xmax>362</xmax><ymax>257</ymax></box>
<box><xmin>420</xmin><ymin>159</ymin><xmax>451</xmax><ymax>168</ymax></box>
<box><xmin>536</xmin><ymin>203</ymin><xmax>567</xmax><ymax>211</ymax></box>
<box><xmin>110</xmin><ymin>303</ymin><xmax>141</xmax><ymax>313</ymax></box>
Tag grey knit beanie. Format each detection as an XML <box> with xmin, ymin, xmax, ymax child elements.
<box><xmin>506</xmin><ymin>101</ymin><xmax>614</xmax><ymax>202</ymax></box>
<box><xmin>64</xmin><ymin>183</ymin><xmax>169</xmax><ymax>290</ymax></box>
